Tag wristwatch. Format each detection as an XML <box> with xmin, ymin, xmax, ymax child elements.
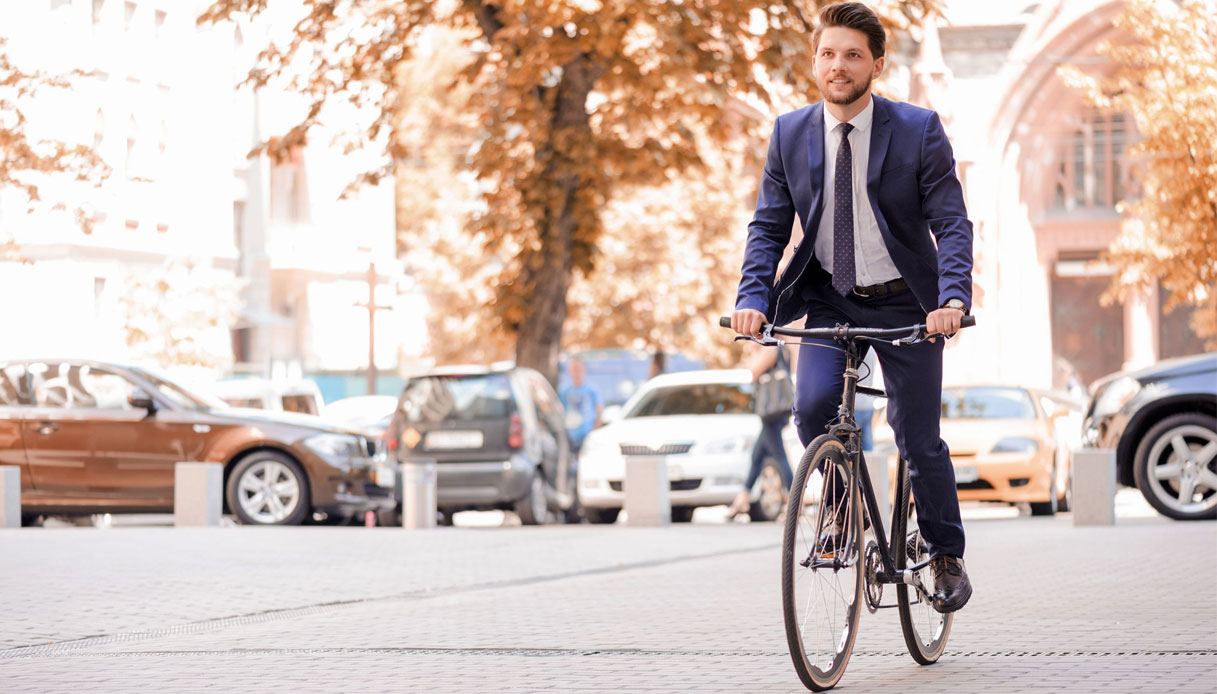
<box><xmin>941</xmin><ymin>298</ymin><xmax>966</xmax><ymax>313</ymax></box>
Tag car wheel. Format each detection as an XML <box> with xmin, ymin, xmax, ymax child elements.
<box><xmin>1029</xmin><ymin>458</ymin><xmax>1059</xmax><ymax>517</ymax></box>
<box><xmin>1058</xmin><ymin>460</ymin><xmax>1073</xmax><ymax>513</ymax></box>
<box><xmin>21</xmin><ymin>513</ymin><xmax>44</xmax><ymax>527</ymax></box>
<box><xmin>671</xmin><ymin>506</ymin><xmax>695</xmax><ymax>523</ymax></box>
<box><xmin>514</xmin><ymin>469</ymin><xmax>549</xmax><ymax>526</ymax></box>
<box><xmin>1133</xmin><ymin>413</ymin><xmax>1217</xmax><ymax>521</ymax></box>
<box><xmin>748</xmin><ymin>463</ymin><xmax>785</xmax><ymax>522</ymax></box>
<box><xmin>585</xmin><ymin>507</ymin><xmax>620</xmax><ymax>524</ymax></box>
<box><xmin>226</xmin><ymin>451</ymin><xmax>311</xmax><ymax>526</ymax></box>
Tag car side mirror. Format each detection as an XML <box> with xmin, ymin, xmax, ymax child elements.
<box><xmin>128</xmin><ymin>390</ymin><xmax>156</xmax><ymax>413</ymax></box>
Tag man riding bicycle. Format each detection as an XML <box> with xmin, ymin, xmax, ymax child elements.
<box><xmin>730</xmin><ymin>1</ymin><xmax>972</xmax><ymax>613</ymax></box>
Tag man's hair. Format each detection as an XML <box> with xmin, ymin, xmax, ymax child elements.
<box><xmin>812</xmin><ymin>2</ymin><xmax>887</xmax><ymax>59</ymax></box>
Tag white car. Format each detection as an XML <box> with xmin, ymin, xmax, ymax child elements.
<box><xmin>577</xmin><ymin>369</ymin><xmax>804</xmax><ymax>523</ymax></box>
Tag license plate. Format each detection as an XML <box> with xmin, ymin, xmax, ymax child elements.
<box><xmin>425</xmin><ymin>430</ymin><xmax>484</xmax><ymax>450</ymax></box>
<box><xmin>954</xmin><ymin>465</ymin><xmax>979</xmax><ymax>484</ymax></box>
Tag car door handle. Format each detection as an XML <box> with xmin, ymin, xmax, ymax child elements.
<box><xmin>36</xmin><ymin>422</ymin><xmax>60</xmax><ymax>435</ymax></box>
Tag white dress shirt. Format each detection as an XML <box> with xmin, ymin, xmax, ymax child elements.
<box><xmin>814</xmin><ymin>96</ymin><xmax>902</xmax><ymax>286</ymax></box>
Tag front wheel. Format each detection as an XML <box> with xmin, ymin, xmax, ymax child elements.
<box><xmin>1133</xmin><ymin>413</ymin><xmax>1217</xmax><ymax>521</ymax></box>
<box><xmin>892</xmin><ymin>461</ymin><xmax>952</xmax><ymax>664</ymax></box>
<box><xmin>226</xmin><ymin>451</ymin><xmax>311</xmax><ymax>525</ymax></box>
<box><xmin>781</xmin><ymin>435</ymin><xmax>863</xmax><ymax>691</ymax></box>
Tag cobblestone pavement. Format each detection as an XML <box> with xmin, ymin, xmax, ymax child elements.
<box><xmin>2</xmin><ymin>491</ymin><xmax>1214</xmax><ymax>693</ymax></box>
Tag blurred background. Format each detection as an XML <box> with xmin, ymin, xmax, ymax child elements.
<box><xmin>0</xmin><ymin>0</ymin><xmax>1212</xmax><ymax>398</ymax></box>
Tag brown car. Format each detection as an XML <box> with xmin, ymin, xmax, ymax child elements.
<box><xmin>0</xmin><ymin>359</ymin><xmax>396</xmax><ymax>525</ymax></box>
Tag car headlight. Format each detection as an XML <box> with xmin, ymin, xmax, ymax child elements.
<box><xmin>1092</xmin><ymin>376</ymin><xmax>1141</xmax><ymax>419</ymax></box>
<box><xmin>700</xmin><ymin>435</ymin><xmax>754</xmax><ymax>455</ymax></box>
<box><xmin>991</xmin><ymin>437</ymin><xmax>1039</xmax><ymax>454</ymax></box>
<box><xmin>304</xmin><ymin>432</ymin><xmax>370</xmax><ymax>461</ymax></box>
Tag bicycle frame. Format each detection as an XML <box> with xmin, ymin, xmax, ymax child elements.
<box><xmin>815</xmin><ymin>336</ymin><xmax>932</xmax><ymax>598</ymax></box>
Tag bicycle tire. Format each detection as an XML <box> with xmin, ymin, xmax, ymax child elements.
<box><xmin>781</xmin><ymin>435</ymin><xmax>864</xmax><ymax>691</ymax></box>
<box><xmin>893</xmin><ymin>461</ymin><xmax>953</xmax><ymax>664</ymax></box>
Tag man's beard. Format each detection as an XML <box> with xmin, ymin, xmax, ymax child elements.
<box><xmin>819</xmin><ymin>74</ymin><xmax>872</xmax><ymax>105</ymax></box>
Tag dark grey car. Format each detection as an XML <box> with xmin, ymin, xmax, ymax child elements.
<box><xmin>387</xmin><ymin>365</ymin><xmax>576</xmax><ymax>525</ymax></box>
<box><xmin>1082</xmin><ymin>352</ymin><xmax>1217</xmax><ymax>520</ymax></box>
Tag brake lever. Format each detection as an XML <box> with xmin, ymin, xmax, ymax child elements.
<box><xmin>892</xmin><ymin>329</ymin><xmax>950</xmax><ymax>346</ymax></box>
<box><xmin>733</xmin><ymin>324</ymin><xmax>784</xmax><ymax>347</ymax></box>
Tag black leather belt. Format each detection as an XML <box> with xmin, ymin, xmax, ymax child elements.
<box><xmin>851</xmin><ymin>277</ymin><xmax>908</xmax><ymax>298</ymax></box>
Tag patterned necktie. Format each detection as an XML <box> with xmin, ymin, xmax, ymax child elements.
<box><xmin>831</xmin><ymin>122</ymin><xmax>856</xmax><ymax>296</ymax></box>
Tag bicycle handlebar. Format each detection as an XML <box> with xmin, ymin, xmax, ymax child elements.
<box><xmin>717</xmin><ymin>314</ymin><xmax>975</xmax><ymax>342</ymax></box>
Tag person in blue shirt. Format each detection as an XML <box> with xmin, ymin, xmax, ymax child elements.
<box><xmin>560</xmin><ymin>358</ymin><xmax>602</xmax><ymax>454</ymax></box>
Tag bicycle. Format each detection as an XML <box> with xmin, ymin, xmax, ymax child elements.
<box><xmin>719</xmin><ymin>314</ymin><xmax>976</xmax><ymax>691</ymax></box>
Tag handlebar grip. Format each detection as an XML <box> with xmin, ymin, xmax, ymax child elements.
<box><xmin>961</xmin><ymin>315</ymin><xmax>976</xmax><ymax>328</ymax></box>
<box><xmin>718</xmin><ymin>316</ymin><xmax>732</xmax><ymax>328</ymax></box>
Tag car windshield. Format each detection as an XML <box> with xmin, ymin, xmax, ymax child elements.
<box><xmin>398</xmin><ymin>374</ymin><xmax>514</xmax><ymax>423</ymax></box>
<box><xmin>627</xmin><ymin>383</ymin><xmax>754</xmax><ymax>417</ymax></box>
<box><xmin>941</xmin><ymin>387</ymin><xmax>1036</xmax><ymax>420</ymax></box>
<box><xmin>129</xmin><ymin>367</ymin><xmax>229</xmax><ymax>411</ymax></box>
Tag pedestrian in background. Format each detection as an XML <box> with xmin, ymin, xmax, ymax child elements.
<box><xmin>560</xmin><ymin>358</ymin><xmax>602</xmax><ymax>455</ymax></box>
<box><xmin>728</xmin><ymin>343</ymin><xmax>795</xmax><ymax>518</ymax></box>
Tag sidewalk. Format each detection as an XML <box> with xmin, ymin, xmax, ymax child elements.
<box><xmin>2</xmin><ymin>491</ymin><xmax>1214</xmax><ymax>693</ymax></box>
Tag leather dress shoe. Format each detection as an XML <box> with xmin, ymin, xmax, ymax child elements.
<box><xmin>929</xmin><ymin>555</ymin><xmax>972</xmax><ymax>613</ymax></box>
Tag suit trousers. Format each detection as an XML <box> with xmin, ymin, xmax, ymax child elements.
<box><xmin>792</xmin><ymin>271</ymin><xmax>965</xmax><ymax>559</ymax></box>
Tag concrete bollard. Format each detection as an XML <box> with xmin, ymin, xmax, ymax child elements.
<box><xmin>402</xmin><ymin>459</ymin><xmax>437</xmax><ymax>529</ymax></box>
<box><xmin>174</xmin><ymin>462</ymin><xmax>223</xmax><ymax>527</ymax></box>
<box><xmin>1072</xmin><ymin>449</ymin><xmax>1116</xmax><ymax>526</ymax></box>
<box><xmin>1</xmin><ymin>465</ymin><xmax>20</xmax><ymax>528</ymax></box>
<box><xmin>625</xmin><ymin>456</ymin><xmax>671</xmax><ymax>527</ymax></box>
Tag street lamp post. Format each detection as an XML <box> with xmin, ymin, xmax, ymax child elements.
<box><xmin>354</xmin><ymin>260</ymin><xmax>392</xmax><ymax>395</ymax></box>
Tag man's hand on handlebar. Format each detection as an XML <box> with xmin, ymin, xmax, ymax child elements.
<box><xmin>732</xmin><ymin>309</ymin><xmax>767</xmax><ymax>339</ymax></box>
<box><xmin>925</xmin><ymin>307</ymin><xmax>965</xmax><ymax>342</ymax></box>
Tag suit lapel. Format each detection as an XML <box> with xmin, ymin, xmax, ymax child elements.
<box><xmin>867</xmin><ymin>95</ymin><xmax>892</xmax><ymax>191</ymax></box>
<box><xmin>806</xmin><ymin>102</ymin><xmax>825</xmax><ymax>230</ymax></box>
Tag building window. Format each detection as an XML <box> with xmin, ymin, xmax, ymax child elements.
<box><xmin>93</xmin><ymin>109</ymin><xmax>105</xmax><ymax>150</ymax></box>
<box><xmin>269</xmin><ymin>147</ymin><xmax>311</xmax><ymax>224</ymax></box>
<box><xmin>154</xmin><ymin>9</ymin><xmax>166</xmax><ymax>39</ymax></box>
<box><xmin>124</xmin><ymin>1</ymin><xmax>136</xmax><ymax>32</ymax></box>
<box><xmin>92</xmin><ymin>0</ymin><xmax>104</xmax><ymax>25</ymax></box>
<box><xmin>125</xmin><ymin>115</ymin><xmax>137</xmax><ymax>179</ymax></box>
<box><xmin>1050</xmin><ymin>112</ymin><xmax>1133</xmax><ymax>213</ymax></box>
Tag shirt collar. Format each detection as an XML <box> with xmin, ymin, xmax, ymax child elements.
<box><xmin>823</xmin><ymin>95</ymin><xmax>875</xmax><ymax>135</ymax></box>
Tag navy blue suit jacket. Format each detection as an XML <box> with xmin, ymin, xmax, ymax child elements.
<box><xmin>735</xmin><ymin>95</ymin><xmax>973</xmax><ymax>327</ymax></box>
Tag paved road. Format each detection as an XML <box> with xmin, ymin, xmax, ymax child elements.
<box><xmin>2</xmin><ymin>491</ymin><xmax>1214</xmax><ymax>693</ymax></box>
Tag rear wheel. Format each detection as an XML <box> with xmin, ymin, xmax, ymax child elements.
<box><xmin>893</xmin><ymin>461</ymin><xmax>952</xmax><ymax>664</ymax></box>
<box><xmin>226</xmin><ymin>451</ymin><xmax>311</xmax><ymax>526</ymax></box>
<box><xmin>1133</xmin><ymin>413</ymin><xmax>1217</xmax><ymax>521</ymax></box>
<box><xmin>749</xmin><ymin>462</ymin><xmax>785</xmax><ymax>522</ymax></box>
<box><xmin>781</xmin><ymin>435</ymin><xmax>863</xmax><ymax>691</ymax></box>
<box><xmin>514</xmin><ymin>469</ymin><xmax>549</xmax><ymax>525</ymax></box>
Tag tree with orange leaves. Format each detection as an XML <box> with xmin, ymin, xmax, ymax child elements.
<box><xmin>200</xmin><ymin>0</ymin><xmax>941</xmax><ymax>382</ymax></box>
<box><xmin>1061</xmin><ymin>0</ymin><xmax>1217</xmax><ymax>347</ymax></box>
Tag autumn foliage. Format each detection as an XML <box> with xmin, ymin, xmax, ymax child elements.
<box><xmin>201</xmin><ymin>0</ymin><xmax>940</xmax><ymax>381</ymax></box>
<box><xmin>0</xmin><ymin>39</ymin><xmax>108</xmax><ymax>259</ymax></box>
<box><xmin>1061</xmin><ymin>0</ymin><xmax>1217</xmax><ymax>346</ymax></box>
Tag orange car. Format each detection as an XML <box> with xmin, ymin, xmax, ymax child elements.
<box><xmin>874</xmin><ymin>386</ymin><xmax>1082</xmax><ymax>516</ymax></box>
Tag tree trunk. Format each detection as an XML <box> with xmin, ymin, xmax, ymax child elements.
<box><xmin>514</xmin><ymin>55</ymin><xmax>602</xmax><ymax>386</ymax></box>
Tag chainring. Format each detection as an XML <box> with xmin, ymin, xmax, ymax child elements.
<box><xmin>863</xmin><ymin>540</ymin><xmax>883</xmax><ymax>613</ymax></box>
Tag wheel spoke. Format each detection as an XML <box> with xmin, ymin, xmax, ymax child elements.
<box><xmin>1154</xmin><ymin>462</ymin><xmax>1184</xmax><ymax>481</ymax></box>
<box><xmin>1177</xmin><ymin>475</ymin><xmax>1197</xmax><ymax>504</ymax></box>
<box><xmin>1196</xmin><ymin>441</ymin><xmax>1217</xmax><ymax>467</ymax></box>
<box><xmin>1168</xmin><ymin>434</ymin><xmax>1192</xmax><ymax>462</ymax></box>
<box><xmin>273</xmin><ymin>479</ymin><xmax>298</xmax><ymax>497</ymax></box>
<box><xmin>1197</xmin><ymin>469</ymin><xmax>1217</xmax><ymax>492</ymax></box>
